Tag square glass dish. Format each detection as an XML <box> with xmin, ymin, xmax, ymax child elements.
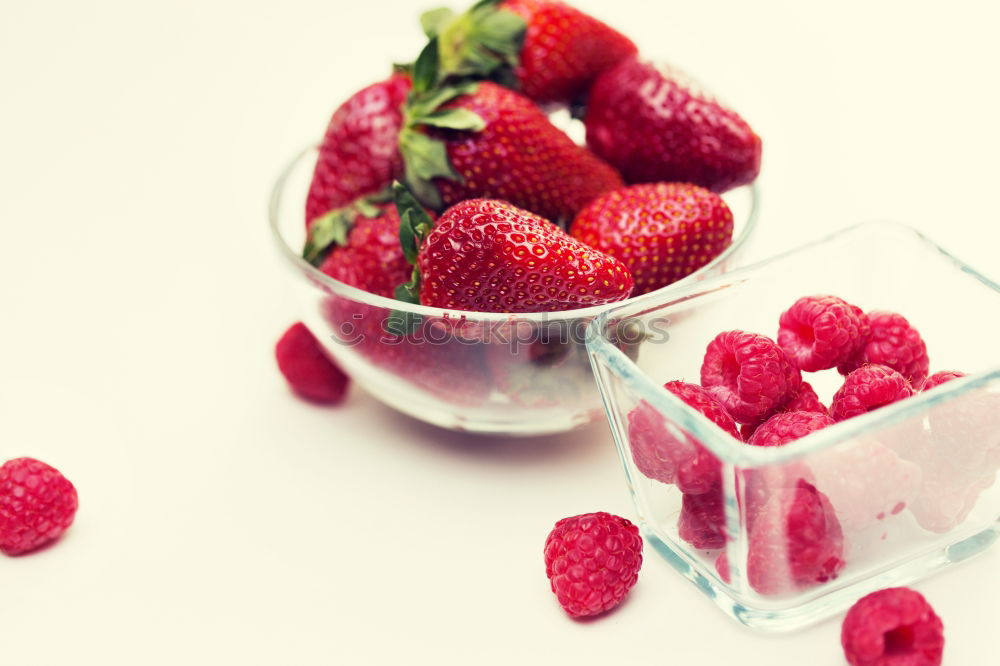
<box><xmin>585</xmin><ymin>222</ymin><xmax>1000</xmax><ymax>631</ymax></box>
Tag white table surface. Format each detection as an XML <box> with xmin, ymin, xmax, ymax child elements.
<box><xmin>2</xmin><ymin>1</ymin><xmax>998</xmax><ymax>663</ymax></box>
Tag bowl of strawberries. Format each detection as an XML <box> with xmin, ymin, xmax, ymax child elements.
<box><xmin>586</xmin><ymin>221</ymin><xmax>1000</xmax><ymax>629</ymax></box>
<box><xmin>272</xmin><ymin>0</ymin><xmax>761</xmax><ymax>434</ymax></box>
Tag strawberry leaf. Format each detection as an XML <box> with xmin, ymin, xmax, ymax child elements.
<box><xmin>407</xmin><ymin>80</ymin><xmax>479</xmax><ymax>120</ymax></box>
<box><xmin>437</xmin><ymin>2</ymin><xmax>525</xmax><ymax>80</ymax></box>
<box><xmin>303</xmin><ymin>195</ymin><xmax>387</xmax><ymax>265</ymax></box>
<box><xmin>393</xmin><ymin>181</ymin><xmax>436</xmax><ymax>264</ymax></box>
<box><xmin>354</xmin><ymin>198</ymin><xmax>382</xmax><ymax>218</ymax></box>
<box><xmin>475</xmin><ymin>10</ymin><xmax>526</xmax><ymax>57</ymax></box>
<box><xmin>303</xmin><ymin>209</ymin><xmax>352</xmax><ymax>265</ymax></box>
<box><xmin>418</xmin><ymin>108</ymin><xmax>486</xmax><ymax>131</ymax></box>
<box><xmin>412</xmin><ymin>37</ymin><xmax>440</xmax><ymax>95</ymax></box>
<box><xmin>398</xmin><ymin>128</ymin><xmax>461</xmax><ymax>209</ymax></box>
<box><xmin>399</xmin><ymin>80</ymin><xmax>479</xmax><ymax>210</ymax></box>
<box><xmin>389</xmin><ymin>267</ymin><xmax>424</xmax><ymax>335</ymax></box>
<box><xmin>420</xmin><ymin>8</ymin><xmax>455</xmax><ymax>38</ymax></box>
<box><xmin>394</xmin><ymin>268</ymin><xmax>422</xmax><ymax>304</ymax></box>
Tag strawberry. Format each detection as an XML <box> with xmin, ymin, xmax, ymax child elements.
<box><xmin>570</xmin><ymin>183</ymin><xmax>734</xmax><ymax>295</ymax></box>
<box><xmin>304</xmin><ymin>197</ymin><xmax>414</xmax><ymax>299</ymax></box>
<box><xmin>585</xmin><ymin>56</ymin><xmax>762</xmax><ymax>193</ymax></box>
<box><xmin>422</xmin><ymin>0</ymin><xmax>636</xmax><ymax>104</ymax></box>
<box><xmin>305</xmin><ymin>73</ymin><xmax>411</xmax><ymax>225</ymax></box>
<box><xmin>393</xmin><ymin>186</ymin><xmax>633</xmax><ymax>312</ymax></box>
<box><xmin>502</xmin><ymin>0</ymin><xmax>637</xmax><ymax>103</ymax></box>
<box><xmin>399</xmin><ymin>80</ymin><xmax>622</xmax><ymax>224</ymax></box>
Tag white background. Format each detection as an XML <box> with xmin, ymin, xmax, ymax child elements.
<box><xmin>1</xmin><ymin>0</ymin><xmax>998</xmax><ymax>663</ymax></box>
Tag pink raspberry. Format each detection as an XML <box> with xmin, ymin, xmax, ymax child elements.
<box><xmin>0</xmin><ymin>457</ymin><xmax>79</xmax><ymax>556</ymax></box>
<box><xmin>740</xmin><ymin>381</ymin><xmax>828</xmax><ymax>441</ymax></box>
<box><xmin>778</xmin><ymin>295</ymin><xmax>869</xmax><ymax>371</ymax></box>
<box><xmin>920</xmin><ymin>370</ymin><xmax>965</xmax><ymax>392</ymax></box>
<box><xmin>740</xmin><ymin>412</ymin><xmax>824</xmax><ymax>532</ymax></box>
<box><xmin>544</xmin><ymin>512</ymin><xmax>643</xmax><ymax>618</ymax></box>
<box><xmin>678</xmin><ymin>487</ymin><xmax>726</xmax><ymax>550</ymax></box>
<box><xmin>626</xmin><ymin>382</ymin><xmax>740</xmax><ymax>495</ymax></box>
<box><xmin>741</xmin><ymin>462</ymin><xmax>816</xmax><ymax>534</ymax></box>
<box><xmin>839</xmin><ymin>311</ymin><xmax>930</xmax><ymax>386</ymax></box>
<box><xmin>746</xmin><ymin>481</ymin><xmax>845</xmax><ymax>594</ymax></box>
<box><xmin>747</xmin><ymin>410</ymin><xmax>836</xmax><ymax>448</ymax></box>
<box><xmin>700</xmin><ymin>331</ymin><xmax>801</xmax><ymax>424</ymax></box>
<box><xmin>275</xmin><ymin>322</ymin><xmax>350</xmax><ymax>404</ymax></box>
<box><xmin>734</xmin><ymin>419</ymin><xmax>837</xmax><ymax>594</ymax></box>
<box><xmin>831</xmin><ymin>364</ymin><xmax>914</xmax><ymax>421</ymax></box>
<box><xmin>841</xmin><ymin>587</ymin><xmax>944</xmax><ymax>666</ymax></box>
<box><xmin>784</xmin><ymin>381</ymin><xmax>829</xmax><ymax>416</ymax></box>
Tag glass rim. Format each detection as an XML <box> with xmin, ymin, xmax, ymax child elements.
<box><xmin>268</xmin><ymin>145</ymin><xmax>761</xmax><ymax>324</ymax></box>
<box><xmin>585</xmin><ymin>221</ymin><xmax>1000</xmax><ymax>467</ymax></box>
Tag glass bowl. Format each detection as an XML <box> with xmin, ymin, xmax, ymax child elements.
<box><xmin>586</xmin><ymin>221</ymin><xmax>1000</xmax><ymax>630</ymax></box>
<box><xmin>270</xmin><ymin>147</ymin><xmax>759</xmax><ymax>435</ymax></box>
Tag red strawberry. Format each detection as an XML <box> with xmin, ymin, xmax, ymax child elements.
<box><xmin>570</xmin><ymin>182</ymin><xmax>734</xmax><ymax>295</ymax></box>
<box><xmin>424</xmin><ymin>0</ymin><xmax>636</xmax><ymax>104</ymax></box>
<box><xmin>585</xmin><ymin>56</ymin><xmax>762</xmax><ymax>193</ymax></box>
<box><xmin>304</xmin><ymin>199</ymin><xmax>414</xmax><ymax>299</ymax></box>
<box><xmin>399</xmin><ymin>81</ymin><xmax>622</xmax><ymax>225</ymax></box>
<box><xmin>397</xmin><ymin>191</ymin><xmax>633</xmax><ymax>313</ymax></box>
<box><xmin>305</xmin><ymin>73</ymin><xmax>411</xmax><ymax>225</ymax></box>
<box><xmin>503</xmin><ymin>0</ymin><xmax>637</xmax><ymax>103</ymax></box>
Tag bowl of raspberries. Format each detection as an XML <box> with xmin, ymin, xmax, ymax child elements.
<box><xmin>270</xmin><ymin>0</ymin><xmax>760</xmax><ymax>434</ymax></box>
<box><xmin>586</xmin><ymin>221</ymin><xmax>1000</xmax><ymax>630</ymax></box>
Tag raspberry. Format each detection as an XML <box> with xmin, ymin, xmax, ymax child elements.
<box><xmin>0</xmin><ymin>458</ymin><xmax>79</xmax><ymax>556</ymax></box>
<box><xmin>678</xmin><ymin>487</ymin><xmax>726</xmax><ymax>550</ymax></box>
<box><xmin>778</xmin><ymin>295</ymin><xmax>869</xmax><ymax>371</ymax></box>
<box><xmin>746</xmin><ymin>481</ymin><xmax>845</xmax><ymax>594</ymax></box>
<box><xmin>720</xmin><ymin>477</ymin><xmax>845</xmax><ymax>595</ymax></box>
<box><xmin>841</xmin><ymin>587</ymin><xmax>944</xmax><ymax>666</ymax></box>
<box><xmin>739</xmin><ymin>382</ymin><xmax>828</xmax><ymax>441</ymax></box>
<box><xmin>626</xmin><ymin>381</ymin><xmax>739</xmax><ymax>494</ymax></box>
<box><xmin>784</xmin><ymin>381</ymin><xmax>829</xmax><ymax>415</ymax></box>
<box><xmin>839</xmin><ymin>311</ymin><xmax>929</xmax><ymax>386</ymax></box>
<box><xmin>275</xmin><ymin>322</ymin><xmax>350</xmax><ymax>404</ymax></box>
<box><xmin>920</xmin><ymin>370</ymin><xmax>965</xmax><ymax>392</ymax></box>
<box><xmin>741</xmin><ymin>413</ymin><xmax>819</xmax><ymax>533</ymax></box>
<box><xmin>831</xmin><ymin>364</ymin><xmax>914</xmax><ymax>421</ymax></box>
<box><xmin>741</xmin><ymin>462</ymin><xmax>816</xmax><ymax>533</ymax></box>
<box><xmin>747</xmin><ymin>410</ymin><xmax>835</xmax><ymax>448</ymax></box>
<box><xmin>543</xmin><ymin>512</ymin><xmax>643</xmax><ymax>618</ymax></box>
<box><xmin>700</xmin><ymin>331</ymin><xmax>801</xmax><ymax>424</ymax></box>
